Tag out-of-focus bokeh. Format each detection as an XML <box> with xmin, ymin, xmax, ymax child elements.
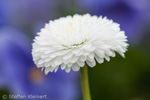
<box><xmin>0</xmin><ymin>0</ymin><xmax>150</xmax><ymax>100</ymax></box>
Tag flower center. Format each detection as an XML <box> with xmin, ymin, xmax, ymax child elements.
<box><xmin>62</xmin><ymin>39</ymin><xmax>88</xmax><ymax>49</ymax></box>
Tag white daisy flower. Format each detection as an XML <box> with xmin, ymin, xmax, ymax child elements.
<box><xmin>32</xmin><ymin>14</ymin><xmax>128</xmax><ymax>74</ymax></box>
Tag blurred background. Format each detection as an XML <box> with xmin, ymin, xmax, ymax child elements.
<box><xmin>0</xmin><ymin>0</ymin><xmax>150</xmax><ymax>100</ymax></box>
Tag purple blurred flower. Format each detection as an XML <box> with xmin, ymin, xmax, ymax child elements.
<box><xmin>0</xmin><ymin>27</ymin><xmax>78</xmax><ymax>100</ymax></box>
<box><xmin>0</xmin><ymin>0</ymin><xmax>57</xmax><ymax>29</ymax></box>
<box><xmin>77</xmin><ymin>0</ymin><xmax>149</xmax><ymax>44</ymax></box>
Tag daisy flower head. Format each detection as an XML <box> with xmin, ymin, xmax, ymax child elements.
<box><xmin>32</xmin><ymin>14</ymin><xmax>128</xmax><ymax>74</ymax></box>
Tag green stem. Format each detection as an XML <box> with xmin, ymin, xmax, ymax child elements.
<box><xmin>80</xmin><ymin>64</ymin><xmax>91</xmax><ymax>100</ymax></box>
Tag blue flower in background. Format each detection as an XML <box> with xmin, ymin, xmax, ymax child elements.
<box><xmin>77</xmin><ymin>0</ymin><xmax>149</xmax><ymax>44</ymax></box>
<box><xmin>0</xmin><ymin>0</ymin><xmax>57</xmax><ymax>29</ymax></box>
<box><xmin>0</xmin><ymin>27</ymin><xmax>78</xmax><ymax>100</ymax></box>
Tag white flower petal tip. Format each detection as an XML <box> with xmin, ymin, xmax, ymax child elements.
<box><xmin>32</xmin><ymin>13</ymin><xmax>129</xmax><ymax>74</ymax></box>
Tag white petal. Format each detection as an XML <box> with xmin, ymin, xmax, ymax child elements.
<box><xmin>75</xmin><ymin>50</ymin><xmax>83</xmax><ymax>56</ymax></box>
<box><xmin>63</xmin><ymin>51</ymin><xmax>73</xmax><ymax>60</ymax></box>
<box><xmin>45</xmin><ymin>61</ymin><xmax>51</xmax><ymax>67</ymax></box>
<box><xmin>72</xmin><ymin>64</ymin><xmax>80</xmax><ymax>71</ymax></box>
<box><xmin>111</xmin><ymin>51</ymin><xmax>116</xmax><ymax>57</ymax></box>
<box><xmin>79</xmin><ymin>55</ymin><xmax>87</xmax><ymax>61</ymax></box>
<box><xmin>83</xmin><ymin>43</ymin><xmax>92</xmax><ymax>50</ymax></box>
<box><xmin>49</xmin><ymin>67</ymin><xmax>55</xmax><ymax>72</ymax></box>
<box><xmin>37</xmin><ymin>63</ymin><xmax>44</xmax><ymax>68</ymax></box>
<box><xmin>38</xmin><ymin>58</ymin><xmax>45</xmax><ymax>65</ymax></box>
<box><xmin>44</xmin><ymin>57</ymin><xmax>53</xmax><ymax>62</ymax></box>
<box><xmin>63</xmin><ymin>57</ymin><xmax>71</xmax><ymax>64</ymax></box>
<box><xmin>105</xmin><ymin>56</ymin><xmax>110</xmax><ymax>61</ymax></box>
<box><xmin>105</xmin><ymin>49</ymin><xmax>113</xmax><ymax>56</ymax></box>
<box><xmin>70</xmin><ymin>56</ymin><xmax>79</xmax><ymax>63</ymax></box>
<box><xmin>65</xmin><ymin>67</ymin><xmax>71</xmax><ymax>73</ymax></box>
<box><xmin>86</xmin><ymin>59</ymin><xmax>96</xmax><ymax>67</ymax></box>
<box><xmin>72</xmin><ymin>49</ymin><xmax>80</xmax><ymax>55</ymax></box>
<box><xmin>95</xmin><ymin>49</ymin><xmax>105</xmax><ymax>58</ymax></box>
<box><xmin>61</xmin><ymin>63</ymin><xmax>66</xmax><ymax>70</ymax></box>
<box><xmin>86</xmin><ymin>45</ymin><xmax>96</xmax><ymax>52</ymax></box>
<box><xmin>54</xmin><ymin>57</ymin><xmax>63</xmax><ymax>66</ymax></box>
<box><xmin>87</xmin><ymin>53</ymin><xmax>94</xmax><ymax>61</ymax></box>
<box><xmin>41</xmin><ymin>67</ymin><xmax>45</xmax><ymax>71</ymax></box>
<box><xmin>56</xmin><ymin>49</ymin><xmax>71</xmax><ymax>56</ymax></box>
<box><xmin>67</xmin><ymin>63</ymin><xmax>73</xmax><ymax>67</ymax></box>
<box><xmin>54</xmin><ymin>66</ymin><xmax>59</xmax><ymax>72</ymax></box>
<box><xmin>45</xmin><ymin>67</ymin><xmax>51</xmax><ymax>75</ymax></box>
<box><xmin>77</xmin><ymin>60</ymin><xmax>85</xmax><ymax>67</ymax></box>
<box><xmin>95</xmin><ymin>55</ymin><xmax>104</xmax><ymax>64</ymax></box>
<box><xmin>82</xmin><ymin>51</ymin><xmax>90</xmax><ymax>56</ymax></box>
<box><xmin>118</xmin><ymin>52</ymin><xmax>125</xmax><ymax>58</ymax></box>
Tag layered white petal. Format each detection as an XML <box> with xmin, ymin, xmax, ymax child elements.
<box><xmin>32</xmin><ymin>14</ymin><xmax>128</xmax><ymax>74</ymax></box>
